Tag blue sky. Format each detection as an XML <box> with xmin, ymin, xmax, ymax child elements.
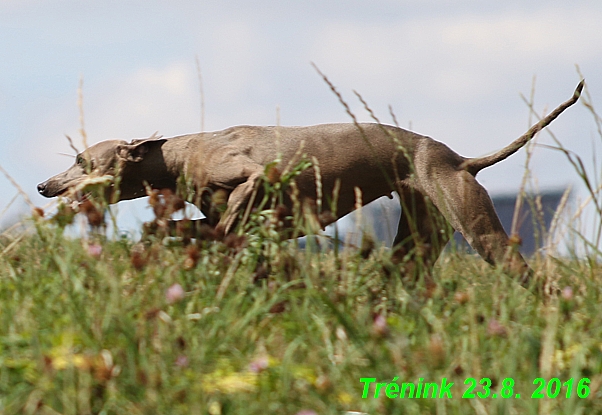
<box><xmin>1</xmin><ymin>0</ymin><xmax>601</xmax><ymax>240</ymax></box>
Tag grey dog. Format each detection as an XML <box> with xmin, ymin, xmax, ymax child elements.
<box><xmin>38</xmin><ymin>81</ymin><xmax>583</xmax><ymax>287</ymax></box>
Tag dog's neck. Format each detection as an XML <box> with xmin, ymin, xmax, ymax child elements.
<box><xmin>161</xmin><ymin>134</ymin><xmax>199</xmax><ymax>176</ymax></box>
<box><xmin>119</xmin><ymin>134</ymin><xmax>204</xmax><ymax>200</ymax></box>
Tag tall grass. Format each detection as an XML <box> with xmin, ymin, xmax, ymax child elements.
<box><xmin>0</xmin><ymin>73</ymin><xmax>601</xmax><ymax>414</ymax></box>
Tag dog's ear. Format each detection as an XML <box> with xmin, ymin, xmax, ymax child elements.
<box><xmin>117</xmin><ymin>133</ymin><xmax>166</xmax><ymax>163</ymax></box>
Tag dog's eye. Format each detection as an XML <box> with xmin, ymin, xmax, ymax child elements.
<box><xmin>76</xmin><ymin>155</ymin><xmax>94</xmax><ymax>170</ymax></box>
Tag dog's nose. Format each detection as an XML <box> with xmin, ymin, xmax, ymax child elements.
<box><xmin>37</xmin><ymin>182</ymin><xmax>47</xmax><ymax>195</ymax></box>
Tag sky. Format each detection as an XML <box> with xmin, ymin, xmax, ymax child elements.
<box><xmin>1</xmin><ymin>0</ymin><xmax>601</xmax><ymax>244</ymax></box>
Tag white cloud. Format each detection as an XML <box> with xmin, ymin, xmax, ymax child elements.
<box><xmin>312</xmin><ymin>5</ymin><xmax>602</xmax><ymax>103</ymax></box>
<box><xmin>26</xmin><ymin>61</ymin><xmax>199</xmax><ymax>181</ymax></box>
<box><xmin>197</xmin><ymin>19</ymin><xmax>270</xmax><ymax>105</ymax></box>
<box><xmin>137</xmin><ymin>65</ymin><xmax>191</xmax><ymax>97</ymax></box>
<box><xmin>83</xmin><ymin>62</ymin><xmax>200</xmax><ymax>139</ymax></box>
<box><xmin>440</xmin><ymin>9</ymin><xmax>597</xmax><ymax>58</ymax></box>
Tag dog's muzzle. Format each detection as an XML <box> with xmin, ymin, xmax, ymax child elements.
<box><xmin>37</xmin><ymin>180</ymin><xmax>65</xmax><ymax>198</ymax></box>
<box><xmin>37</xmin><ymin>181</ymin><xmax>50</xmax><ymax>197</ymax></box>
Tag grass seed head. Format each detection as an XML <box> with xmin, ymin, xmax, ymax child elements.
<box><xmin>428</xmin><ymin>333</ymin><xmax>446</xmax><ymax>368</ymax></box>
<box><xmin>454</xmin><ymin>291</ymin><xmax>470</xmax><ymax>305</ymax></box>
<box><xmin>360</xmin><ymin>233</ymin><xmax>375</xmax><ymax>259</ymax></box>
<box><xmin>223</xmin><ymin>233</ymin><xmax>247</xmax><ymax>252</ymax></box>
<box><xmin>269</xmin><ymin>301</ymin><xmax>287</xmax><ymax>314</ymax></box>
<box><xmin>391</xmin><ymin>246</ymin><xmax>408</xmax><ymax>265</ymax></box>
<box><xmin>211</xmin><ymin>189</ymin><xmax>228</xmax><ymax>207</ymax></box>
<box><xmin>32</xmin><ymin>207</ymin><xmax>45</xmax><ymax>218</ymax></box>
<box><xmin>149</xmin><ymin>189</ymin><xmax>185</xmax><ymax>219</ymax></box>
<box><xmin>130</xmin><ymin>245</ymin><xmax>148</xmax><ymax>271</ymax></box>
<box><xmin>253</xmin><ymin>264</ymin><xmax>270</xmax><ymax>283</ymax></box>
<box><xmin>272</xmin><ymin>204</ymin><xmax>290</xmax><ymax>229</ymax></box>
<box><xmin>509</xmin><ymin>233</ymin><xmax>523</xmax><ymax>248</ymax></box>
<box><xmin>144</xmin><ymin>308</ymin><xmax>161</xmax><ymax>320</ymax></box>
<box><xmin>314</xmin><ymin>374</ymin><xmax>332</xmax><ymax>392</ymax></box>
<box><xmin>318</xmin><ymin>211</ymin><xmax>336</xmax><ymax>228</ymax></box>
<box><xmin>195</xmin><ymin>224</ymin><xmax>219</xmax><ymax>241</ymax></box>
<box><xmin>51</xmin><ymin>203</ymin><xmax>77</xmax><ymax>227</ymax></box>
<box><xmin>266</xmin><ymin>165</ymin><xmax>281</xmax><ymax>184</ymax></box>
<box><xmin>183</xmin><ymin>245</ymin><xmax>201</xmax><ymax>269</ymax></box>
<box><xmin>79</xmin><ymin>199</ymin><xmax>105</xmax><ymax>228</ymax></box>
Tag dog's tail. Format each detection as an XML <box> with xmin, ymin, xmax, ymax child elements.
<box><xmin>461</xmin><ymin>80</ymin><xmax>584</xmax><ymax>176</ymax></box>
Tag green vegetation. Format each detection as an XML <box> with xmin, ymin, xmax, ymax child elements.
<box><xmin>1</xmin><ymin>183</ymin><xmax>601</xmax><ymax>415</ymax></box>
<box><xmin>1</xmin><ymin>74</ymin><xmax>600</xmax><ymax>414</ymax></box>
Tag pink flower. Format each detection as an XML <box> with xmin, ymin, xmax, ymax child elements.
<box><xmin>175</xmin><ymin>355</ymin><xmax>189</xmax><ymax>367</ymax></box>
<box><xmin>372</xmin><ymin>314</ymin><xmax>388</xmax><ymax>337</ymax></box>
<box><xmin>248</xmin><ymin>356</ymin><xmax>269</xmax><ymax>373</ymax></box>
<box><xmin>561</xmin><ymin>286</ymin><xmax>573</xmax><ymax>301</ymax></box>
<box><xmin>487</xmin><ymin>319</ymin><xmax>507</xmax><ymax>337</ymax></box>
<box><xmin>87</xmin><ymin>243</ymin><xmax>102</xmax><ymax>258</ymax></box>
<box><xmin>166</xmin><ymin>283</ymin><xmax>185</xmax><ymax>304</ymax></box>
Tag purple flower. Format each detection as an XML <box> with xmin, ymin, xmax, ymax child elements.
<box><xmin>175</xmin><ymin>355</ymin><xmax>189</xmax><ymax>367</ymax></box>
<box><xmin>248</xmin><ymin>356</ymin><xmax>269</xmax><ymax>373</ymax></box>
<box><xmin>561</xmin><ymin>286</ymin><xmax>574</xmax><ymax>301</ymax></box>
<box><xmin>166</xmin><ymin>283</ymin><xmax>185</xmax><ymax>304</ymax></box>
<box><xmin>372</xmin><ymin>314</ymin><xmax>388</xmax><ymax>336</ymax></box>
<box><xmin>487</xmin><ymin>319</ymin><xmax>507</xmax><ymax>337</ymax></box>
<box><xmin>87</xmin><ymin>243</ymin><xmax>102</xmax><ymax>258</ymax></box>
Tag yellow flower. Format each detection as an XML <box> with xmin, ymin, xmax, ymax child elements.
<box><xmin>337</xmin><ymin>391</ymin><xmax>353</xmax><ymax>405</ymax></box>
<box><xmin>202</xmin><ymin>372</ymin><xmax>258</xmax><ymax>394</ymax></box>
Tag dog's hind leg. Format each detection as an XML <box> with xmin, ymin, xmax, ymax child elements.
<box><xmin>393</xmin><ymin>187</ymin><xmax>454</xmax><ymax>281</ymax></box>
<box><xmin>419</xmin><ymin>165</ymin><xmax>532</xmax><ymax>287</ymax></box>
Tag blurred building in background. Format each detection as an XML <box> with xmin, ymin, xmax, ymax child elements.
<box><xmin>451</xmin><ymin>190</ymin><xmax>567</xmax><ymax>255</ymax></box>
<box><xmin>341</xmin><ymin>189</ymin><xmax>568</xmax><ymax>256</ymax></box>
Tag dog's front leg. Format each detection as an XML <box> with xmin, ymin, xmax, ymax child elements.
<box><xmin>218</xmin><ymin>172</ymin><xmax>263</xmax><ymax>234</ymax></box>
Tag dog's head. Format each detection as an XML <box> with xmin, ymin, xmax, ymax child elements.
<box><xmin>37</xmin><ymin>135</ymin><xmax>167</xmax><ymax>202</ymax></box>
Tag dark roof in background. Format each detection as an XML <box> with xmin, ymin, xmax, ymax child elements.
<box><xmin>453</xmin><ymin>189</ymin><xmax>568</xmax><ymax>255</ymax></box>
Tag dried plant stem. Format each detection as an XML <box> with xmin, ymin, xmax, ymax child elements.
<box><xmin>311</xmin><ymin>63</ymin><xmax>399</xmax><ymax>191</ymax></box>
<box><xmin>311</xmin><ymin>156</ymin><xmax>323</xmax><ymax>213</ymax></box>
<box><xmin>195</xmin><ymin>56</ymin><xmax>205</xmax><ymax>133</ymax></box>
<box><xmin>0</xmin><ymin>164</ymin><xmax>35</xmax><ymax>209</ymax></box>
<box><xmin>388</xmin><ymin>104</ymin><xmax>400</xmax><ymax>128</ymax></box>
<box><xmin>354</xmin><ymin>186</ymin><xmax>363</xmax><ymax>237</ymax></box>
<box><xmin>78</xmin><ymin>77</ymin><xmax>89</xmax><ymax>150</ymax></box>
<box><xmin>510</xmin><ymin>78</ymin><xmax>541</xmax><ymax>237</ymax></box>
<box><xmin>0</xmin><ymin>193</ymin><xmax>19</xmax><ymax>220</ymax></box>
<box><xmin>216</xmin><ymin>251</ymin><xmax>244</xmax><ymax>301</ymax></box>
<box><xmin>545</xmin><ymin>186</ymin><xmax>572</xmax><ymax>256</ymax></box>
<box><xmin>539</xmin><ymin>305</ymin><xmax>559</xmax><ymax>415</ymax></box>
<box><xmin>64</xmin><ymin>134</ymin><xmax>80</xmax><ymax>155</ymax></box>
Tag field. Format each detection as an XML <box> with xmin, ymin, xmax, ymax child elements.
<box><xmin>0</xmin><ymin>183</ymin><xmax>601</xmax><ymax>415</ymax></box>
<box><xmin>1</xmin><ymin>80</ymin><xmax>601</xmax><ymax>415</ymax></box>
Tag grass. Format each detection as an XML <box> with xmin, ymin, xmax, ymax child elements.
<box><xmin>1</xmin><ymin>73</ymin><xmax>601</xmax><ymax>414</ymax></box>
<box><xmin>0</xmin><ymin>197</ymin><xmax>601</xmax><ymax>414</ymax></box>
